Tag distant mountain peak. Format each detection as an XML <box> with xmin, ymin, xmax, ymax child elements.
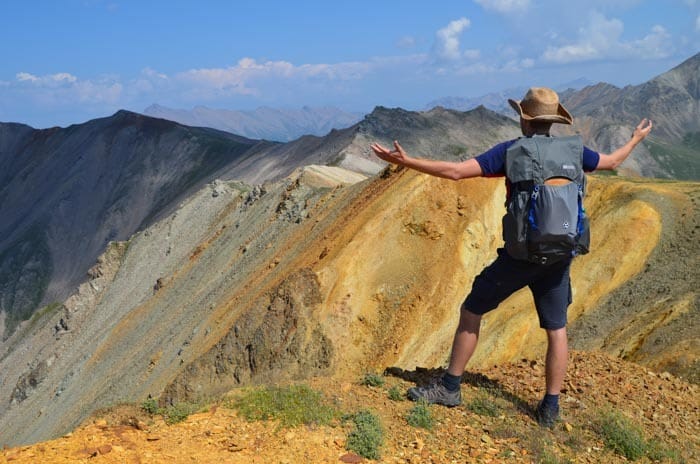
<box><xmin>142</xmin><ymin>104</ymin><xmax>364</xmax><ymax>142</ymax></box>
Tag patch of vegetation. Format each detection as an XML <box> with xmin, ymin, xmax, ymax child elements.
<box><xmin>228</xmin><ymin>384</ymin><xmax>338</xmax><ymax>428</ymax></box>
<box><xmin>163</xmin><ymin>402</ymin><xmax>201</xmax><ymax>425</ymax></box>
<box><xmin>140</xmin><ymin>397</ymin><xmax>202</xmax><ymax>425</ymax></box>
<box><xmin>141</xmin><ymin>397</ymin><xmax>159</xmax><ymax>415</ymax></box>
<box><xmin>406</xmin><ymin>400</ymin><xmax>434</xmax><ymax>430</ymax></box>
<box><xmin>445</xmin><ymin>144</ymin><xmax>469</xmax><ymax>159</ymax></box>
<box><xmin>594</xmin><ymin>409</ymin><xmax>646</xmax><ymax>461</ymax></box>
<box><xmin>345</xmin><ymin>410</ymin><xmax>384</xmax><ymax>460</ymax></box>
<box><xmin>466</xmin><ymin>390</ymin><xmax>501</xmax><ymax>417</ymax></box>
<box><xmin>0</xmin><ymin>222</ymin><xmax>53</xmax><ymax>337</ymax></box>
<box><xmin>387</xmin><ymin>385</ymin><xmax>404</xmax><ymax>401</ymax></box>
<box><xmin>645</xmin><ymin>134</ymin><xmax>700</xmax><ymax>180</ymax></box>
<box><xmin>645</xmin><ymin>438</ymin><xmax>683</xmax><ymax>462</ymax></box>
<box><xmin>361</xmin><ymin>372</ymin><xmax>385</xmax><ymax>387</ymax></box>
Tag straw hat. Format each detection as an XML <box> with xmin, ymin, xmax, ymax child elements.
<box><xmin>508</xmin><ymin>87</ymin><xmax>573</xmax><ymax>125</ymax></box>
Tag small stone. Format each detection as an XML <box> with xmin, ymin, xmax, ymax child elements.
<box><xmin>564</xmin><ymin>422</ymin><xmax>573</xmax><ymax>432</ymax></box>
<box><xmin>339</xmin><ymin>452</ymin><xmax>363</xmax><ymax>463</ymax></box>
<box><xmin>97</xmin><ymin>445</ymin><xmax>112</xmax><ymax>455</ymax></box>
<box><xmin>94</xmin><ymin>419</ymin><xmax>108</xmax><ymax>427</ymax></box>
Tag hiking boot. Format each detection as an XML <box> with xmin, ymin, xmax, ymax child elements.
<box><xmin>536</xmin><ymin>401</ymin><xmax>560</xmax><ymax>428</ymax></box>
<box><xmin>407</xmin><ymin>382</ymin><xmax>461</xmax><ymax>407</ymax></box>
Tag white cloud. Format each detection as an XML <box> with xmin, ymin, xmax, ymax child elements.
<box><xmin>16</xmin><ymin>72</ymin><xmax>38</xmax><ymax>82</ymax></box>
<box><xmin>13</xmin><ymin>71</ymin><xmax>121</xmax><ymax>105</ymax></box>
<box><xmin>474</xmin><ymin>0</ymin><xmax>530</xmax><ymax>13</ymax></box>
<box><xmin>696</xmin><ymin>14</ymin><xmax>700</xmax><ymax>31</ymax></box>
<box><xmin>542</xmin><ymin>11</ymin><xmax>673</xmax><ymax>63</ymax></box>
<box><xmin>16</xmin><ymin>72</ymin><xmax>78</xmax><ymax>85</ymax></box>
<box><xmin>170</xmin><ymin>57</ymin><xmax>379</xmax><ymax>102</ymax></box>
<box><xmin>433</xmin><ymin>18</ymin><xmax>472</xmax><ymax>61</ymax></box>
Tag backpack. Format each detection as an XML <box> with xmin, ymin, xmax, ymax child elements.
<box><xmin>502</xmin><ymin>135</ymin><xmax>590</xmax><ymax>264</ymax></box>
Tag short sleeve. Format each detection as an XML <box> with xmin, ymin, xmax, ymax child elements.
<box><xmin>583</xmin><ymin>146</ymin><xmax>600</xmax><ymax>172</ymax></box>
<box><xmin>474</xmin><ymin>140</ymin><xmax>515</xmax><ymax>177</ymax></box>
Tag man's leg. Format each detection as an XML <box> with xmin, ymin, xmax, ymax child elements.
<box><xmin>544</xmin><ymin>327</ymin><xmax>568</xmax><ymax>395</ymax></box>
<box><xmin>447</xmin><ymin>307</ymin><xmax>482</xmax><ymax>376</ymax></box>
<box><xmin>407</xmin><ymin>307</ymin><xmax>481</xmax><ymax>406</ymax></box>
<box><xmin>536</xmin><ymin>326</ymin><xmax>568</xmax><ymax>427</ymax></box>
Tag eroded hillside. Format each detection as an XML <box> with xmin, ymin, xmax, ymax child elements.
<box><xmin>0</xmin><ymin>165</ymin><xmax>697</xmax><ymax>448</ymax></box>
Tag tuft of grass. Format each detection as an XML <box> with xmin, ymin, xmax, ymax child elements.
<box><xmin>594</xmin><ymin>409</ymin><xmax>646</xmax><ymax>461</ymax></box>
<box><xmin>141</xmin><ymin>397</ymin><xmax>160</xmax><ymax>415</ymax></box>
<box><xmin>141</xmin><ymin>397</ymin><xmax>201</xmax><ymax>425</ymax></box>
<box><xmin>387</xmin><ymin>385</ymin><xmax>404</xmax><ymax>401</ymax></box>
<box><xmin>163</xmin><ymin>402</ymin><xmax>200</xmax><ymax>425</ymax></box>
<box><xmin>406</xmin><ymin>399</ymin><xmax>434</xmax><ymax>430</ymax></box>
<box><xmin>229</xmin><ymin>384</ymin><xmax>337</xmax><ymax>428</ymax></box>
<box><xmin>466</xmin><ymin>391</ymin><xmax>501</xmax><ymax>417</ymax></box>
<box><xmin>361</xmin><ymin>372</ymin><xmax>385</xmax><ymax>387</ymax></box>
<box><xmin>645</xmin><ymin>438</ymin><xmax>683</xmax><ymax>462</ymax></box>
<box><xmin>346</xmin><ymin>410</ymin><xmax>384</xmax><ymax>460</ymax></box>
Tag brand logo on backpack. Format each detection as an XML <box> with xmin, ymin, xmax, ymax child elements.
<box><xmin>502</xmin><ymin>135</ymin><xmax>590</xmax><ymax>264</ymax></box>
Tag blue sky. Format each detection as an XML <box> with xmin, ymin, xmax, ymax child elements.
<box><xmin>1</xmin><ymin>0</ymin><xmax>699</xmax><ymax>128</ymax></box>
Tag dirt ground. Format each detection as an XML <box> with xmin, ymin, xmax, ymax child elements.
<box><xmin>3</xmin><ymin>350</ymin><xmax>697</xmax><ymax>464</ymax></box>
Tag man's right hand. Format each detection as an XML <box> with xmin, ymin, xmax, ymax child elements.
<box><xmin>632</xmin><ymin>118</ymin><xmax>653</xmax><ymax>142</ymax></box>
<box><xmin>370</xmin><ymin>140</ymin><xmax>409</xmax><ymax>165</ymax></box>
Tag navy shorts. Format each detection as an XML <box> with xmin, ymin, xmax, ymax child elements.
<box><xmin>462</xmin><ymin>248</ymin><xmax>572</xmax><ymax>330</ymax></box>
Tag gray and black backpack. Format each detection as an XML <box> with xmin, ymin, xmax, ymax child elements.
<box><xmin>502</xmin><ymin>135</ymin><xmax>590</xmax><ymax>264</ymax></box>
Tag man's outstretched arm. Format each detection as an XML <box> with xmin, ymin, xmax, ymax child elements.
<box><xmin>370</xmin><ymin>141</ymin><xmax>483</xmax><ymax>180</ymax></box>
<box><xmin>596</xmin><ymin>119</ymin><xmax>653</xmax><ymax>170</ymax></box>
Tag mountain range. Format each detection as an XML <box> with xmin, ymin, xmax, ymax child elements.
<box><xmin>142</xmin><ymin>104</ymin><xmax>363</xmax><ymax>142</ymax></box>
<box><xmin>0</xmin><ymin>53</ymin><xmax>697</xmax><ymax>448</ymax></box>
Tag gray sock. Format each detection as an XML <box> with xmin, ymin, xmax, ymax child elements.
<box><xmin>441</xmin><ymin>372</ymin><xmax>461</xmax><ymax>392</ymax></box>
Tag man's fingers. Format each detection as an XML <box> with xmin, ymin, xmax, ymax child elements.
<box><xmin>371</xmin><ymin>143</ymin><xmax>389</xmax><ymax>154</ymax></box>
<box><xmin>393</xmin><ymin>140</ymin><xmax>405</xmax><ymax>155</ymax></box>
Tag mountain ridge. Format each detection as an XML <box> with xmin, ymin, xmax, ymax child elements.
<box><xmin>143</xmin><ymin>104</ymin><xmax>364</xmax><ymax>142</ymax></box>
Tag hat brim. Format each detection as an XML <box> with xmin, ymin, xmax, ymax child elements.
<box><xmin>508</xmin><ymin>98</ymin><xmax>573</xmax><ymax>125</ymax></box>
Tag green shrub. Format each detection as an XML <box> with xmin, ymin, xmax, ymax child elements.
<box><xmin>361</xmin><ymin>372</ymin><xmax>385</xmax><ymax>387</ymax></box>
<box><xmin>387</xmin><ymin>385</ymin><xmax>404</xmax><ymax>401</ymax></box>
<box><xmin>595</xmin><ymin>409</ymin><xmax>646</xmax><ymax>461</ymax></box>
<box><xmin>230</xmin><ymin>384</ymin><xmax>337</xmax><ymax>428</ymax></box>
<box><xmin>406</xmin><ymin>400</ymin><xmax>434</xmax><ymax>429</ymax></box>
<box><xmin>346</xmin><ymin>410</ymin><xmax>384</xmax><ymax>460</ymax></box>
<box><xmin>645</xmin><ymin>438</ymin><xmax>682</xmax><ymax>463</ymax></box>
<box><xmin>466</xmin><ymin>391</ymin><xmax>501</xmax><ymax>417</ymax></box>
<box><xmin>163</xmin><ymin>402</ymin><xmax>200</xmax><ymax>425</ymax></box>
<box><xmin>141</xmin><ymin>397</ymin><xmax>160</xmax><ymax>415</ymax></box>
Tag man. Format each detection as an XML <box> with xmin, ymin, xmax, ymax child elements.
<box><xmin>370</xmin><ymin>87</ymin><xmax>652</xmax><ymax>427</ymax></box>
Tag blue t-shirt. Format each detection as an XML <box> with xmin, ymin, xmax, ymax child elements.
<box><xmin>475</xmin><ymin>138</ymin><xmax>600</xmax><ymax>176</ymax></box>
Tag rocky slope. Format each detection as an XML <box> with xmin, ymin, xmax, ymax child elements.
<box><xmin>0</xmin><ymin>112</ymin><xmax>267</xmax><ymax>337</ymax></box>
<box><xmin>1</xmin><ymin>160</ymin><xmax>696</xmax><ymax>447</ymax></box>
